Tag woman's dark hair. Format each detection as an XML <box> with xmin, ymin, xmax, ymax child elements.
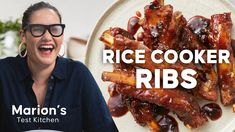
<box><xmin>22</xmin><ymin>1</ymin><xmax>62</xmax><ymax>29</ymax></box>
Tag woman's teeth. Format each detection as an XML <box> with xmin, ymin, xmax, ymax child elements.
<box><xmin>38</xmin><ymin>45</ymin><xmax>54</xmax><ymax>52</ymax></box>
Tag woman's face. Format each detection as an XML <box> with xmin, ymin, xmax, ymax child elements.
<box><xmin>21</xmin><ymin>8</ymin><xmax>64</xmax><ymax>67</ymax></box>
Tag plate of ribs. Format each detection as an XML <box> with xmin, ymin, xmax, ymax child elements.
<box><xmin>85</xmin><ymin>0</ymin><xmax>235</xmax><ymax>131</ymax></box>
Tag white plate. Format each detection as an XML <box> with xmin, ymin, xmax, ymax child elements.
<box><xmin>85</xmin><ymin>0</ymin><xmax>235</xmax><ymax>132</ymax></box>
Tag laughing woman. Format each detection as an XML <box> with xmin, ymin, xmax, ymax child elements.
<box><xmin>0</xmin><ymin>2</ymin><xmax>118</xmax><ymax>132</ymax></box>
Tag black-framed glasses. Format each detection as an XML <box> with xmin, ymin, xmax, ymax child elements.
<box><xmin>24</xmin><ymin>24</ymin><xmax>65</xmax><ymax>37</ymax></box>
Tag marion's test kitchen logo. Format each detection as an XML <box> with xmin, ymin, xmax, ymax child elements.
<box><xmin>12</xmin><ymin>105</ymin><xmax>66</xmax><ymax>123</ymax></box>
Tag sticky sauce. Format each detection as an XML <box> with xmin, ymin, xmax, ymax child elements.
<box><xmin>136</xmin><ymin>11</ymin><xmax>142</xmax><ymax>18</ymax></box>
<box><xmin>156</xmin><ymin>114</ymin><xmax>179</xmax><ymax>132</ymax></box>
<box><xmin>127</xmin><ymin>16</ymin><xmax>140</xmax><ymax>35</ymax></box>
<box><xmin>153</xmin><ymin>105</ymin><xmax>178</xmax><ymax>132</ymax></box>
<box><xmin>108</xmin><ymin>94</ymin><xmax>128</xmax><ymax>117</ymax></box>
<box><xmin>202</xmin><ymin>103</ymin><xmax>222</xmax><ymax>121</ymax></box>
<box><xmin>231</xmin><ymin>39</ymin><xmax>235</xmax><ymax>57</ymax></box>
<box><xmin>187</xmin><ymin>16</ymin><xmax>210</xmax><ymax>44</ymax></box>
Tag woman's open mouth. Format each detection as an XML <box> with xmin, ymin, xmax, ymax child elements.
<box><xmin>38</xmin><ymin>44</ymin><xmax>55</xmax><ymax>55</ymax></box>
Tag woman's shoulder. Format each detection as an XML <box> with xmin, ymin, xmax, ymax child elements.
<box><xmin>58</xmin><ymin>57</ymin><xmax>86</xmax><ymax>67</ymax></box>
<box><xmin>58</xmin><ymin>57</ymin><xmax>89</xmax><ymax>73</ymax></box>
<box><xmin>0</xmin><ymin>56</ymin><xmax>17</xmax><ymax>68</ymax></box>
<box><xmin>0</xmin><ymin>56</ymin><xmax>19</xmax><ymax>75</ymax></box>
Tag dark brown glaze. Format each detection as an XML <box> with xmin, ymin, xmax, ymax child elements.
<box><xmin>111</xmin><ymin>35</ymin><xmax>199</xmax><ymax>81</ymax></box>
<box><xmin>149</xmin><ymin>0</ymin><xmax>162</xmax><ymax>10</ymax></box>
<box><xmin>179</xmin><ymin>27</ymin><xmax>207</xmax><ymax>51</ymax></box>
<box><xmin>152</xmin><ymin>0</ymin><xmax>164</xmax><ymax>7</ymax></box>
<box><xmin>103</xmin><ymin>74</ymin><xmax>208</xmax><ymax>128</ymax></box>
<box><xmin>110</xmin><ymin>83</ymin><xmax>208</xmax><ymax>128</ymax></box>
<box><xmin>100</xmin><ymin>28</ymin><xmax>136</xmax><ymax>75</ymax></box>
<box><xmin>108</xmin><ymin>93</ymin><xmax>128</xmax><ymax>117</ymax></box>
<box><xmin>108</xmin><ymin>83</ymin><xmax>120</xmax><ymax>97</ymax></box>
<box><xmin>109</xmin><ymin>27</ymin><xmax>135</xmax><ymax>40</ymax></box>
<box><xmin>136</xmin><ymin>11</ymin><xmax>142</xmax><ymax>18</ymax></box>
<box><xmin>127</xmin><ymin>16</ymin><xmax>140</xmax><ymax>35</ymax></box>
<box><xmin>125</xmin><ymin>98</ymin><xmax>160</xmax><ymax>131</ymax></box>
<box><xmin>232</xmin><ymin>39</ymin><xmax>235</xmax><ymax>57</ymax></box>
<box><xmin>137</xmin><ymin>32</ymin><xmax>144</xmax><ymax>41</ymax></box>
<box><xmin>112</xmin><ymin>35</ymin><xmax>155</xmax><ymax>71</ymax></box>
<box><xmin>141</xmin><ymin>4</ymin><xmax>173</xmax><ymax>49</ymax></box>
<box><xmin>156</xmin><ymin>114</ymin><xmax>179</xmax><ymax>132</ymax></box>
<box><xmin>179</xmin><ymin>16</ymin><xmax>218</xmax><ymax>101</ymax></box>
<box><xmin>202</xmin><ymin>103</ymin><xmax>222</xmax><ymax>121</ymax></box>
<box><xmin>153</xmin><ymin>105</ymin><xmax>178</xmax><ymax>132</ymax></box>
<box><xmin>157</xmin><ymin>11</ymin><xmax>187</xmax><ymax>50</ymax></box>
<box><xmin>209</xmin><ymin>13</ymin><xmax>235</xmax><ymax>106</ymax></box>
<box><xmin>144</xmin><ymin>4</ymin><xmax>173</xmax><ymax>36</ymax></box>
<box><xmin>187</xmin><ymin>16</ymin><xmax>210</xmax><ymax>47</ymax></box>
<box><xmin>127</xmin><ymin>89</ymin><xmax>207</xmax><ymax>128</ymax></box>
<box><xmin>126</xmin><ymin>96</ymin><xmax>178</xmax><ymax>132</ymax></box>
<box><xmin>152</xmin><ymin>104</ymin><xmax>170</xmax><ymax>115</ymax></box>
<box><xmin>109</xmin><ymin>83</ymin><xmax>178</xmax><ymax>131</ymax></box>
<box><xmin>179</xmin><ymin>27</ymin><xmax>212</xmax><ymax>74</ymax></box>
<box><xmin>193</xmin><ymin>68</ymin><xmax>217</xmax><ymax>101</ymax></box>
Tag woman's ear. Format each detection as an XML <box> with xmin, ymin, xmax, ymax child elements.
<box><xmin>19</xmin><ymin>30</ymin><xmax>26</xmax><ymax>44</ymax></box>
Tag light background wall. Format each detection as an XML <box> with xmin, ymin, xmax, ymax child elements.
<box><xmin>0</xmin><ymin>0</ymin><xmax>116</xmax><ymax>41</ymax></box>
<box><xmin>232</xmin><ymin>0</ymin><xmax>235</xmax><ymax>6</ymax></box>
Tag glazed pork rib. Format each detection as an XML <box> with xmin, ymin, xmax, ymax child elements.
<box><xmin>103</xmin><ymin>28</ymin><xmax>161</xmax><ymax>131</ymax></box>
<box><xmin>179</xmin><ymin>24</ymin><xmax>218</xmax><ymax>101</ymax></box>
<box><xmin>102</xmin><ymin>71</ymin><xmax>208</xmax><ymax>128</ymax></box>
<box><xmin>125</xmin><ymin>97</ymin><xmax>161</xmax><ymax>132</ymax></box>
<box><xmin>141</xmin><ymin>4</ymin><xmax>173</xmax><ymax>49</ymax></box>
<box><xmin>157</xmin><ymin>11</ymin><xmax>187</xmax><ymax>50</ymax></box>
<box><xmin>100</xmin><ymin>30</ymin><xmax>199</xmax><ymax>81</ymax></box>
<box><xmin>209</xmin><ymin>13</ymin><xmax>235</xmax><ymax>106</ymax></box>
<box><xmin>140</xmin><ymin>1</ymin><xmax>218</xmax><ymax>101</ymax></box>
